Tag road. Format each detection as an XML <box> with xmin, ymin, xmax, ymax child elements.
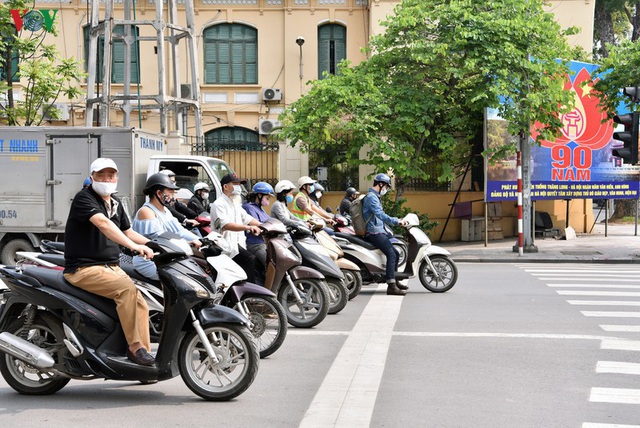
<box><xmin>1</xmin><ymin>263</ymin><xmax>640</xmax><ymax>427</ymax></box>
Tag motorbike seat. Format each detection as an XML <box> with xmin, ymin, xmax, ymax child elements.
<box><xmin>38</xmin><ymin>254</ymin><xmax>65</xmax><ymax>266</ymax></box>
<box><xmin>334</xmin><ymin>232</ymin><xmax>378</xmax><ymax>250</ymax></box>
<box><xmin>119</xmin><ymin>263</ymin><xmax>161</xmax><ymax>288</ymax></box>
<box><xmin>21</xmin><ymin>266</ymin><xmax>118</xmax><ymax>318</ymax></box>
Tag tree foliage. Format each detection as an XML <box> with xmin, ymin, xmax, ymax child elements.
<box><xmin>280</xmin><ymin>0</ymin><xmax>578</xmax><ymax>196</ymax></box>
<box><xmin>0</xmin><ymin>0</ymin><xmax>84</xmax><ymax>125</ymax></box>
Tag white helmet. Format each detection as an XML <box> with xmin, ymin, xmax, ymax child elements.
<box><xmin>194</xmin><ymin>182</ymin><xmax>210</xmax><ymax>192</ymax></box>
<box><xmin>159</xmin><ymin>169</ymin><xmax>175</xmax><ymax>177</ymax></box>
<box><xmin>275</xmin><ymin>180</ymin><xmax>296</xmax><ymax>194</ymax></box>
<box><xmin>297</xmin><ymin>176</ymin><xmax>316</xmax><ymax>188</ymax></box>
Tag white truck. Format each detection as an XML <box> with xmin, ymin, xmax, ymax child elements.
<box><xmin>0</xmin><ymin>126</ymin><xmax>235</xmax><ymax>265</ymax></box>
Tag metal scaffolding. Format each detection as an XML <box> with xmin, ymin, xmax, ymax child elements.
<box><xmin>84</xmin><ymin>0</ymin><xmax>202</xmax><ymax>142</ymax></box>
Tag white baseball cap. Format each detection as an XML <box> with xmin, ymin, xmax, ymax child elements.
<box><xmin>90</xmin><ymin>158</ymin><xmax>118</xmax><ymax>173</ymax></box>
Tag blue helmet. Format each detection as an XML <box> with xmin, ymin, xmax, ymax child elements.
<box><xmin>82</xmin><ymin>177</ymin><xmax>92</xmax><ymax>187</ymax></box>
<box><xmin>252</xmin><ymin>182</ymin><xmax>274</xmax><ymax>195</ymax></box>
<box><xmin>314</xmin><ymin>183</ymin><xmax>325</xmax><ymax>192</ymax></box>
<box><xmin>373</xmin><ymin>173</ymin><xmax>392</xmax><ymax>187</ymax></box>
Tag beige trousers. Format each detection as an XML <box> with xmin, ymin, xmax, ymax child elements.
<box><xmin>64</xmin><ymin>265</ymin><xmax>151</xmax><ymax>351</ymax></box>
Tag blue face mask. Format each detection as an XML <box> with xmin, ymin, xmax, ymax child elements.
<box><xmin>285</xmin><ymin>194</ymin><xmax>294</xmax><ymax>204</ymax></box>
<box><xmin>308</xmin><ymin>185</ymin><xmax>315</xmax><ymax>193</ymax></box>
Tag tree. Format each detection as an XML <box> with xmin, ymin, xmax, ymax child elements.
<box><xmin>0</xmin><ymin>0</ymin><xmax>84</xmax><ymax>126</ymax></box>
<box><xmin>594</xmin><ymin>0</ymin><xmax>640</xmax><ymax>59</ymax></box>
<box><xmin>280</xmin><ymin>0</ymin><xmax>578</xmax><ymax>198</ymax></box>
<box><xmin>591</xmin><ymin>1</ymin><xmax>640</xmax><ymax>219</ymax></box>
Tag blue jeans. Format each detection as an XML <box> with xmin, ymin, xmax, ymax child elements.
<box><xmin>365</xmin><ymin>232</ymin><xmax>398</xmax><ymax>282</ymax></box>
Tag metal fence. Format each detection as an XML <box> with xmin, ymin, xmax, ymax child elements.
<box><xmin>190</xmin><ymin>136</ymin><xmax>280</xmax><ymax>187</ymax></box>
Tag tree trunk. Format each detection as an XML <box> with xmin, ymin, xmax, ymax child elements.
<box><xmin>631</xmin><ymin>0</ymin><xmax>640</xmax><ymax>42</ymax></box>
<box><xmin>612</xmin><ymin>199</ymin><xmax>638</xmax><ymax>219</ymax></box>
<box><xmin>594</xmin><ymin>0</ymin><xmax>616</xmax><ymax>57</ymax></box>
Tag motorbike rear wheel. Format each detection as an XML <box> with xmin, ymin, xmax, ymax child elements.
<box><xmin>419</xmin><ymin>255</ymin><xmax>458</xmax><ymax>293</ymax></box>
<box><xmin>342</xmin><ymin>269</ymin><xmax>362</xmax><ymax>300</ymax></box>
<box><xmin>0</xmin><ymin>314</ymin><xmax>70</xmax><ymax>395</ymax></box>
<box><xmin>326</xmin><ymin>278</ymin><xmax>348</xmax><ymax>314</ymax></box>
<box><xmin>239</xmin><ymin>296</ymin><xmax>287</xmax><ymax>359</ymax></box>
<box><xmin>278</xmin><ymin>278</ymin><xmax>330</xmax><ymax>328</ymax></box>
<box><xmin>178</xmin><ymin>323</ymin><xmax>259</xmax><ymax>401</ymax></box>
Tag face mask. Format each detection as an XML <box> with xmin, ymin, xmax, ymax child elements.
<box><xmin>285</xmin><ymin>195</ymin><xmax>294</xmax><ymax>204</ymax></box>
<box><xmin>315</xmin><ymin>191</ymin><xmax>322</xmax><ymax>199</ymax></box>
<box><xmin>157</xmin><ymin>192</ymin><xmax>174</xmax><ymax>207</ymax></box>
<box><xmin>232</xmin><ymin>185</ymin><xmax>242</xmax><ymax>195</ymax></box>
<box><xmin>380</xmin><ymin>187</ymin><xmax>388</xmax><ymax>196</ymax></box>
<box><xmin>92</xmin><ymin>181</ymin><xmax>117</xmax><ymax>197</ymax></box>
<box><xmin>308</xmin><ymin>185</ymin><xmax>315</xmax><ymax>193</ymax></box>
<box><xmin>261</xmin><ymin>197</ymin><xmax>270</xmax><ymax>207</ymax></box>
<box><xmin>201</xmin><ymin>192</ymin><xmax>209</xmax><ymax>201</ymax></box>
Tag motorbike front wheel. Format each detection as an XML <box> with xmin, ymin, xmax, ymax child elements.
<box><xmin>178</xmin><ymin>324</ymin><xmax>259</xmax><ymax>401</ymax></box>
<box><xmin>278</xmin><ymin>278</ymin><xmax>330</xmax><ymax>328</ymax></box>
<box><xmin>419</xmin><ymin>255</ymin><xmax>458</xmax><ymax>292</ymax></box>
<box><xmin>238</xmin><ymin>296</ymin><xmax>287</xmax><ymax>359</ymax></box>
<box><xmin>0</xmin><ymin>313</ymin><xmax>70</xmax><ymax>395</ymax></box>
<box><xmin>342</xmin><ymin>269</ymin><xmax>362</xmax><ymax>300</ymax></box>
<box><xmin>326</xmin><ymin>279</ymin><xmax>348</xmax><ymax>315</ymax></box>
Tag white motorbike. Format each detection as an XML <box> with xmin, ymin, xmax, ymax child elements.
<box><xmin>334</xmin><ymin>213</ymin><xmax>458</xmax><ymax>292</ymax></box>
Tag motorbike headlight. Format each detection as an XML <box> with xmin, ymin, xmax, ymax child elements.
<box><xmin>175</xmin><ymin>274</ymin><xmax>210</xmax><ymax>298</ymax></box>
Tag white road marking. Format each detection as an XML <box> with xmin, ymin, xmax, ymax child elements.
<box><xmin>537</xmin><ymin>273</ymin><xmax>640</xmax><ymax>278</ymax></box>
<box><xmin>582</xmin><ymin>311</ymin><xmax>640</xmax><ymax>318</ymax></box>
<box><xmin>601</xmin><ymin>340</ymin><xmax>640</xmax><ymax>352</ymax></box>
<box><xmin>590</xmin><ymin>387</ymin><xmax>640</xmax><ymax>404</ymax></box>
<box><xmin>568</xmin><ymin>300</ymin><xmax>640</xmax><ymax>306</ymax></box>
<box><xmin>550</xmin><ymin>284</ymin><xmax>640</xmax><ymax>289</ymax></box>
<box><xmin>600</xmin><ymin>325</ymin><xmax>640</xmax><ymax>332</ymax></box>
<box><xmin>557</xmin><ymin>291</ymin><xmax>640</xmax><ymax>297</ymax></box>
<box><xmin>394</xmin><ymin>332</ymin><xmax>617</xmax><ymax>340</ymax></box>
<box><xmin>540</xmin><ymin>278</ymin><xmax>640</xmax><ymax>282</ymax></box>
<box><xmin>300</xmin><ymin>284</ymin><xmax>403</xmax><ymax>428</ymax></box>
<box><xmin>583</xmin><ymin>423</ymin><xmax>640</xmax><ymax>428</ymax></box>
<box><xmin>596</xmin><ymin>361</ymin><xmax>640</xmax><ymax>375</ymax></box>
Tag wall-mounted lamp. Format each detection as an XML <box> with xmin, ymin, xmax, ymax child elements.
<box><xmin>296</xmin><ymin>36</ymin><xmax>305</xmax><ymax>81</ymax></box>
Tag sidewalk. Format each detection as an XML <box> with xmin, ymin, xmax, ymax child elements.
<box><xmin>439</xmin><ymin>222</ymin><xmax>640</xmax><ymax>263</ymax></box>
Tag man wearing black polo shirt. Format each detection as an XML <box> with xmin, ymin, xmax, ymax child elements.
<box><xmin>64</xmin><ymin>158</ymin><xmax>156</xmax><ymax>366</ymax></box>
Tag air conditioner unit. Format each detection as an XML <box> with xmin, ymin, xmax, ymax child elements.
<box><xmin>43</xmin><ymin>102</ymin><xmax>69</xmax><ymax>121</ymax></box>
<box><xmin>259</xmin><ymin>119</ymin><xmax>282</xmax><ymax>135</ymax></box>
<box><xmin>262</xmin><ymin>88</ymin><xmax>282</xmax><ymax>102</ymax></box>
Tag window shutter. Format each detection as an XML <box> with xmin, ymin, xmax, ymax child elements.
<box><xmin>203</xmin><ymin>24</ymin><xmax>257</xmax><ymax>85</ymax></box>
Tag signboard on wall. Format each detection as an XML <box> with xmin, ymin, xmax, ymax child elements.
<box><xmin>485</xmin><ymin>60</ymin><xmax>640</xmax><ymax>202</ymax></box>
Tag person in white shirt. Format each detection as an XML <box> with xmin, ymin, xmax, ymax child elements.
<box><xmin>210</xmin><ymin>173</ymin><xmax>261</xmax><ymax>283</ymax></box>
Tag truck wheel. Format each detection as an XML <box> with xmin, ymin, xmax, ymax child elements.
<box><xmin>1</xmin><ymin>239</ymin><xmax>35</xmax><ymax>266</ymax></box>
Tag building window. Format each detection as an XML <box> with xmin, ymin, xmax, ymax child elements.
<box><xmin>0</xmin><ymin>48</ymin><xmax>19</xmax><ymax>83</ymax></box>
<box><xmin>203</xmin><ymin>24</ymin><xmax>257</xmax><ymax>85</ymax></box>
<box><xmin>83</xmin><ymin>25</ymin><xmax>140</xmax><ymax>83</ymax></box>
<box><xmin>205</xmin><ymin>127</ymin><xmax>261</xmax><ymax>151</ymax></box>
<box><xmin>318</xmin><ymin>24</ymin><xmax>346</xmax><ymax>79</ymax></box>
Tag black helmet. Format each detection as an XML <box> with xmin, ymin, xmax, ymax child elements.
<box><xmin>346</xmin><ymin>187</ymin><xmax>358</xmax><ymax>197</ymax></box>
<box><xmin>144</xmin><ymin>173</ymin><xmax>179</xmax><ymax>195</ymax></box>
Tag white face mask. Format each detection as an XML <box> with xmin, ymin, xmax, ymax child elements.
<box><xmin>92</xmin><ymin>181</ymin><xmax>118</xmax><ymax>197</ymax></box>
<box><xmin>232</xmin><ymin>185</ymin><xmax>242</xmax><ymax>195</ymax></box>
<box><xmin>380</xmin><ymin>187</ymin><xmax>388</xmax><ymax>196</ymax></box>
<box><xmin>315</xmin><ymin>191</ymin><xmax>322</xmax><ymax>199</ymax></box>
<box><xmin>201</xmin><ymin>192</ymin><xmax>209</xmax><ymax>200</ymax></box>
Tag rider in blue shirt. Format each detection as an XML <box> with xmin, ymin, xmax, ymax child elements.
<box><xmin>362</xmin><ymin>173</ymin><xmax>408</xmax><ymax>296</ymax></box>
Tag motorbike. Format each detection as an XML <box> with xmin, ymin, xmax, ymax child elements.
<box><xmin>310</xmin><ymin>219</ymin><xmax>363</xmax><ymax>300</ymax></box>
<box><xmin>289</xmin><ymin>222</ymin><xmax>349</xmax><ymax>314</ymax></box>
<box><xmin>334</xmin><ymin>213</ymin><xmax>458</xmax><ymax>292</ymax></box>
<box><xmin>333</xmin><ymin>214</ymin><xmax>408</xmax><ymax>267</ymax></box>
<box><xmin>260</xmin><ymin>218</ymin><xmax>330</xmax><ymax>328</ymax></box>
<box><xmin>16</xmin><ymin>237</ymin><xmax>288</xmax><ymax>359</ymax></box>
<box><xmin>0</xmin><ymin>233</ymin><xmax>259</xmax><ymax>401</ymax></box>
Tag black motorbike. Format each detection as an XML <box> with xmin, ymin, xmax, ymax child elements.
<box><xmin>0</xmin><ymin>233</ymin><xmax>259</xmax><ymax>401</ymax></box>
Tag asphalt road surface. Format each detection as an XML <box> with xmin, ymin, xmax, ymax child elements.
<box><xmin>1</xmin><ymin>262</ymin><xmax>640</xmax><ymax>427</ymax></box>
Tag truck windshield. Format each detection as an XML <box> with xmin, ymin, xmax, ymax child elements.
<box><xmin>207</xmin><ymin>159</ymin><xmax>235</xmax><ymax>182</ymax></box>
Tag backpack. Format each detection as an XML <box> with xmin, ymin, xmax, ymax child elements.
<box><xmin>349</xmin><ymin>194</ymin><xmax>373</xmax><ymax>237</ymax></box>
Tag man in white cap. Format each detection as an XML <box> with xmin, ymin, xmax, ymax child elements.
<box><xmin>63</xmin><ymin>158</ymin><xmax>156</xmax><ymax>366</ymax></box>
